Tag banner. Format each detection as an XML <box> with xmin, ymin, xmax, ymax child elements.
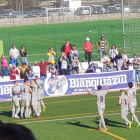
<box><xmin>0</xmin><ymin>70</ymin><xmax>135</xmax><ymax>102</ymax></box>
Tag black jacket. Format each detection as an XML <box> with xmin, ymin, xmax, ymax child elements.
<box><xmin>61</xmin><ymin>44</ymin><xmax>73</xmax><ymax>52</ymax></box>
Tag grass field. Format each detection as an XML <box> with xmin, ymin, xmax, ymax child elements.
<box><xmin>0</xmin><ymin>91</ymin><xmax>140</xmax><ymax>140</ymax></box>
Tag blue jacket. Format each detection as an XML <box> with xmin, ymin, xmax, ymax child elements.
<box><xmin>9</xmin><ymin>58</ymin><xmax>16</xmax><ymax>65</ymax></box>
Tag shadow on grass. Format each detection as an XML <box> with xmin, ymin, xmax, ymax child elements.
<box><xmin>0</xmin><ymin>111</ymin><xmax>12</xmax><ymax>118</ymax></box>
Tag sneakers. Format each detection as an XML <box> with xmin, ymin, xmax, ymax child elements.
<box><xmin>14</xmin><ymin>115</ymin><xmax>20</xmax><ymax>119</ymax></box>
<box><xmin>97</xmin><ymin>126</ymin><xmax>101</xmax><ymax>130</ymax></box>
<box><xmin>127</xmin><ymin>122</ymin><xmax>132</xmax><ymax>129</ymax></box>
<box><xmin>137</xmin><ymin>123</ymin><xmax>140</xmax><ymax>128</ymax></box>
<box><xmin>43</xmin><ymin>107</ymin><xmax>46</xmax><ymax>112</ymax></box>
<box><xmin>102</xmin><ymin>128</ymin><xmax>107</xmax><ymax>131</ymax></box>
<box><xmin>35</xmin><ymin>115</ymin><xmax>40</xmax><ymax>118</ymax></box>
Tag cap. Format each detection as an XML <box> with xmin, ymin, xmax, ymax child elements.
<box><xmin>41</xmin><ymin>59</ymin><xmax>44</xmax><ymax>61</ymax></box>
<box><xmin>102</xmin><ymin>35</ymin><xmax>104</xmax><ymax>37</ymax></box>
<box><xmin>120</xmin><ymin>89</ymin><xmax>124</xmax><ymax>92</ymax></box>
<box><xmin>86</xmin><ymin>37</ymin><xmax>90</xmax><ymax>41</ymax></box>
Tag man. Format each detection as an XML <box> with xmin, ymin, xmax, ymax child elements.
<box><xmin>12</xmin><ymin>81</ymin><xmax>20</xmax><ymax>118</ymax></box>
<box><xmin>96</xmin><ymin>35</ymin><xmax>109</xmax><ymax>58</ymax></box>
<box><xmin>20</xmin><ymin>79</ymin><xmax>32</xmax><ymax>119</ymax></box>
<box><xmin>86</xmin><ymin>85</ymin><xmax>109</xmax><ymax>131</ymax></box>
<box><xmin>127</xmin><ymin>82</ymin><xmax>140</xmax><ymax>127</ymax></box>
<box><xmin>9</xmin><ymin>44</ymin><xmax>19</xmax><ymax>66</ymax></box>
<box><xmin>61</xmin><ymin>39</ymin><xmax>73</xmax><ymax>63</ymax></box>
<box><xmin>83</xmin><ymin>37</ymin><xmax>93</xmax><ymax>65</ymax></box>
<box><xmin>117</xmin><ymin>89</ymin><xmax>132</xmax><ymax>128</ymax></box>
<box><xmin>19</xmin><ymin>63</ymin><xmax>29</xmax><ymax>79</ymax></box>
<box><xmin>10</xmin><ymin>65</ymin><xmax>19</xmax><ymax>80</ymax></box>
<box><xmin>29</xmin><ymin>80</ymin><xmax>40</xmax><ymax>118</ymax></box>
<box><xmin>35</xmin><ymin>75</ymin><xmax>46</xmax><ymax>113</ymax></box>
<box><xmin>87</xmin><ymin>63</ymin><xmax>96</xmax><ymax>73</ymax></box>
<box><xmin>70</xmin><ymin>45</ymin><xmax>79</xmax><ymax>61</ymax></box>
<box><xmin>35</xmin><ymin>59</ymin><xmax>51</xmax><ymax>77</ymax></box>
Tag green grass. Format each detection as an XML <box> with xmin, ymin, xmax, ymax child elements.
<box><xmin>0</xmin><ymin>91</ymin><xmax>140</xmax><ymax>140</ymax></box>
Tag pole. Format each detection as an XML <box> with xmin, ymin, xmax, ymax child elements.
<box><xmin>121</xmin><ymin>0</ymin><xmax>125</xmax><ymax>53</ymax></box>
<box><xmin>46</xmin><ymin>9</ymin><xmax>48</xmax><ymax>24</ymax></box>
<box><xmin>90</xmin><ymin>6</ymin><xmax>92</xmax><ymax>21</ymax></box>
<box><xmin>21</xmin><ymin>0</ymin><xmax>23</xmax><ymax>15</ymax></box>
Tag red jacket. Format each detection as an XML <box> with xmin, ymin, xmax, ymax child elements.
<box><xmin>83</xmin><ymin>42</ymin><xmax>93</xmax><ymax>52</ymax></box>
<box><xmin>35</xmin><ymin>62</ymin><xmax>51</xmax><ymax>74</ymax></box>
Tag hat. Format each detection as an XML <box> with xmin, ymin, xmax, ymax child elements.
<box><xmin>102</xmin><ymin>35</ymin><xmax>104</xmax><ymax>37</ymax></box>
<box><xmin>86</xmin><ymin>37</ymin><xmax>90</xmax><ymax>41</ymax></box>
<box><xmin>41</xmin><ymin>59</ymin><xmax>44</xmax><ymax>61</ymax></box>
<box><xmin>120</xmin><ymin>89</ymin><xmax>124</xmax><ymax>92</ymax></box>
<box><xmin>107</xmin><ymin>58</ymin><xmax>110</xmax><ymax>61</ymax></box>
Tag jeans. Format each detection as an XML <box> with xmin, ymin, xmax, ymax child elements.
<box><xmin>1</xmin><ymin>67</ymin><xmax>9</xmax><ymax>77</ymax></box>
<box><xmin>60</xmin><ymin>69</ymin><xmax>68</xmax><ymax>75</ymax></box>
<box><xmin>85</xmin><ymin>51</ymin><xmax>92</xmax><ymax>65</ymax></box>
<box><xmin>100</xmin><ymin>50</ymin><xmax>105</xmax><ymax>58</ymax></box>
<box><xmin>67</xmin><ymin>55</ymin><xmax>71</xmax><ymax>64</ymax></box>
<box><xmin>21</xmin><ymin>57</ymin><xmax>28</xmax><ymax>66</ymax></box>
<box><xmin>16</xmin><ymin>58</ymin><xmax>19</xmax><ymax>67</ymax></box>
<box><xmin>40</xmin><ymin>73</ymin><xmax>47</xmax><ymax>77</ymax></box>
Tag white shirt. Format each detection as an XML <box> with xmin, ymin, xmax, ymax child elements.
<box><xmin>9</xmin><ymin>47</ymin><xmax>19</xmax><ymax>59</ymax></box>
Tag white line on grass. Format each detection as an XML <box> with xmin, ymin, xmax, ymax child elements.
<box><xmin>18</xmin><ymin>111</ymin><xmax>140</xmax><ymax>125</ymax></box>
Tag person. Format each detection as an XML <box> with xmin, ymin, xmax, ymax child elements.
<box><xmin>10</xmin><ymin>65</ymin><xmax>19</xmax><ymax>80</ymax></box>
<box><xmin>86</xmin><ymin>85</ymin><xmax>109</xmax><ymax>131</ymax></box>
<box><xmin>127</xmin><ymin>82</ymin><xmax>140</xmax><ymax>127</ymax></box>
<box><xmin>83</xmin><ymin>37</ymin><xmax>93</xmax><ymax>65</ymax></box>
<box><xmin>20</xmin><ymin>45</ymin><xmax>28</xmax><ymax>66</ymax></box>
<box><xmin>58</xmin><ymin>52</ymin><xmax>68</xmax><ymax>75</ymax></box>
<box><xmin>27</xmin><ymin>69</ymin><xmax>34</xmax><ymax>79</ymax></box>
<box><xmin>61</xmin><ymin>39</ymin><xmax>72</xmax><ymax>63</ymax></box>
<box><xmin>70</xmin><ymin>45</ymin><xmax>79</xmax><ymax>61</ymax></box>
<box><xmin>1</xmin><ymin>54</ymin><xmax>9</xmax><ymax>77</ymax></box>
<box><xmin>47</xmin><ymin>48</ymin><xmax>56</xmax><ymax>69</ymax></box>
<box><xmin>109</xmin><ymin>44</ymin><xmax>118</xmax><ymax>65</ymax></box>
<box><xmin>100</xmin><ymin>53</ymin><xmax>109</xmax><ymax>72</ymax></box>
<box><xmin>35</xmin><ymin>59</ymin><xmax>51</xmax><ymax>77</ymax></box>
<box><xmin>122</xmin><ymin>52</ymin><xmax>128</xmax><ymax>62</ymax></box>
<box><xmin>19</xmin><ymin>63</ymin><xmax>29</xmax><ymax>79</ymax></box>
<box><xmin>0</xmin><ymin>121</ymin><xmax>36</xmax><ymax>140</ymax></box>
<box><xmin>50</xmin><ymin>65</ymin><xmax>58</xmax><ymax>78</ymax></box>
<box><xmin>72</xmin><ymin>55</ymin><xmax>79</xmax><ymax>74</ymax></box>
<box><xmin>121</xmin><ymin>61</ymin><xmax>129</xmax><ymax>70</ymax></box>
<box><xmin>87</xmin><ymin>63</ymin><xmax>96</xmax><ymax>73</ymax></box>
<box><xmin>96</xmin><ymin>35</ymin><xmax>109</xmax><ymax>58</ymax></box>
<box><xmin>9</xmin><ymin>44</ymin><xmax>19</xmax><ymax>66</ymax></box>
<box><xmin>12</xmin><ymin>81</ymin><xmax>20</xmax><ymax>118</ymax></box>
<box><xmin>35</xmin><ymin>75</ymin><xmax>46</xmax><ymax>113</ymax></box>
<box><xmin>9</xmin><ymin>55</ymin><xmax>17</xmax><ymax>68</ymax></box>
<box><xmin>117</xmin><ymin>89</ymin><xmax>132</xmax><ymax>129</ymax></box>
<box><xmin>20</xmin><ymin>79</ymin><xmax>32</xmax><ymax>119</ymax></box>
<box><xmin>104</xmin><ymin>58</ymin><xmax>113</xmax><ymax>72</ymax></box>
<box><xmin>132</xmin><ymin>54</ymin><xmax>140</xmax><ymax>70</ymax></box>
<box><xmin>29</xmin><ymin>80</ymin><xmax>40</xmax><ymax>118</ymax></box>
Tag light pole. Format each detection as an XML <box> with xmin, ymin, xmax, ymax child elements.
<box><xmin>21</xmin><ymin>0</ymin><xmax>23</xmax><ymax>15</ymax></box>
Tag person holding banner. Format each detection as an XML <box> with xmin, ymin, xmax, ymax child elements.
<box><xmin>86</xmin><ymin>85</ymin><xmax>109</xmax><ymax>131</ymax></box>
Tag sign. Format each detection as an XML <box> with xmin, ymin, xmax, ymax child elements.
<box><xmin>0</xmin><ymin>70</ymin><xmax>135</xmax><ymax>102</ymax></box>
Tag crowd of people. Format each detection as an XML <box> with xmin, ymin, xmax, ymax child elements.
<box><xmin>0</xmin><ymin>35</ymin><xmax>140</xmax><ymax>80</ymax></box>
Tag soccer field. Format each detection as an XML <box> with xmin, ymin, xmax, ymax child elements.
<box><xmin>0</xmin><ymin>91</ymin><xmax>140</xmax><ymax>140</ymax></box>
<box><xmin>0</xmin><ymin>19</ymin><xmax>124</xmax><ymax>65</ymax></box>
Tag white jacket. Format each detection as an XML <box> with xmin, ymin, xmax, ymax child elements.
<box><xmin>9</xmin><ymin>47</ymin><xmax>19</xmax><ymax>59</ymax></box>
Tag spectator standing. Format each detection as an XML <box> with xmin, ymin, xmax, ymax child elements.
<box><xmin>96</xmin><ymin>35</ymin><xmax>109</xmax><ymax>58</ymax></box>
<box><xmin>109</xmin><ymin>45</ymin><xmax>118</xmax><ymax>65</ymax></box>
<box><xmin>72</xmin><ymin>55</ymin><xmax>79</xmax><ymax>74</ymax></box>
<box><xmin>50</xmin><ymin>65</ymin><xmax>58</xmax><ymax>78</ymax></box>
<box><xmin>9</xmin><ymin>55</ymin><xmax>17</xmax><ymax>68</ymax></box>
<box><xmin>1</xmin><ymin>54</ymin><xmax>9</xmax><ymax>77</ymax></box>
<box><xmin>122</xmin><ymin>52</ymin><xmax>128</xmax><ymax>62</ymax></box>
<box><xmin>132</xmin><ymin>54</ymin><xmax>140</xmax><ymax>75</ymax></box>
<box><xmin>20</xmin><ymin>45</ymin><xmax>28</xmax><ymax>66</ymax></box>
<box><xmin>19</xmin><ymin>63</ymin><xmax>28</xmax><ymax>79</ymax></box>
<box><xmin>9</xmin><ymin>44</ymin><xmax>19</xmax><ymax>66</ymax></box>
<box><xmin>27</xmin><ymin>69</ymin><xmax>34</xmax><ymax>79</ymax></box>
<box><xmin>83</xmin><ymin>37</ymin><xmax>93</xmax><ymax>65</ymax></box>
<box><xmin>47</xmin><ymin>48</ymin><xmax>56</xmax><ymax>69</ymax></box>
<box><xmin>61</xmin><ymin>39</ymin><xmax>72</xmax><ymax>63</ymax></box>
<box><xmin>35</xmin><ymin>59</ymin><xmax>51</xmax><ymax>77</ymax></box>
<box><xmin>10</xmin><ymin>66</ymin><xmax>19</xmax><ymax>80</ymax></box>
<box><xmin>70</xmin><ymin>45</ymin><xmax>79</xmax><ymax>61</ymax></box>
<box><xmin>87</xmin><ymin>63</ymin><xmax>96</xmax><ymax>73</ymax></box>
<box><xmin>58</xmin><ymin>53</ymin><xmax>68</xmax><ymax>75</ymax></box>
<box><xmin>121</xmin><ymin>61</ymin><xmax>129</xmax><ymax>70</ymax></box>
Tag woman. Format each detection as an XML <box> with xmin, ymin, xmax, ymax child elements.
<box><xmin>20</xmin><ymin>45</ymin><xmax>28</xmax><ymax>66</ymax></box>
<box><xmin>72</xmin><ymin>55</ymin><xmax>79</xmax><ymax>74</ymax></box>
<box><xmin>27</xmin><ymin>69</ymin><xmax>34</xmax><ymax>79</ymax></box>
<box><xmin>10</xmin><ymin>65</ymin><xmax>19</xmax><ymax>80</ymax></box>
<box><xmin>9</xmin><ymin>55</ymin><xmax>17</xmax><ymax>68</ymax></box>
<box><xmin>109</xmin><ymin>45</ymin><xmax>118</xmax><ymax>65</ymax></box>
<box><xmin>1</xmin><ymin>54</ymin><xmax>9</xmax><ymax>77</ymax></box>
<box><xmin>47</xmin><ymin>48</ymin><xmax>56</xmax><ymax>69</ymax></box>
<box><xmin>121</xmin><ymin>61</ymin><xmax>129</xmax><ymax>70</ymax></box>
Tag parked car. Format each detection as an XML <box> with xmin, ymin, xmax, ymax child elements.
<box><xmin>105</xmin><ymin>6</ymin><xmax>121</xmax><ymax>13</ymax></box>
<box><xmin>91</xmin><ymin>5</ymin><xmax>105</xmax><ymax>14</ymax></box>
<box><xmin>48</xmin><ymin>9</ymin><xmax>59</xmax><ymax>16</ymax></box>
<box><xmin>11</xmin><ymin>11</ymin><xmax>26</xmax><ymax>18</ymax></box>
<box><xmin>58</xmin><ymin>9</ymin><xmax>74</xmax><ymax>16</ymax></box>
<box><xmin>124</xmin><ymin>5</ymin><xmax>131</xmax><ymax>13</ymax></box>
<box><xmin>74</xmin><ymin>7</ymin><xmax>90</xmax><ymax>15</ymax></box>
